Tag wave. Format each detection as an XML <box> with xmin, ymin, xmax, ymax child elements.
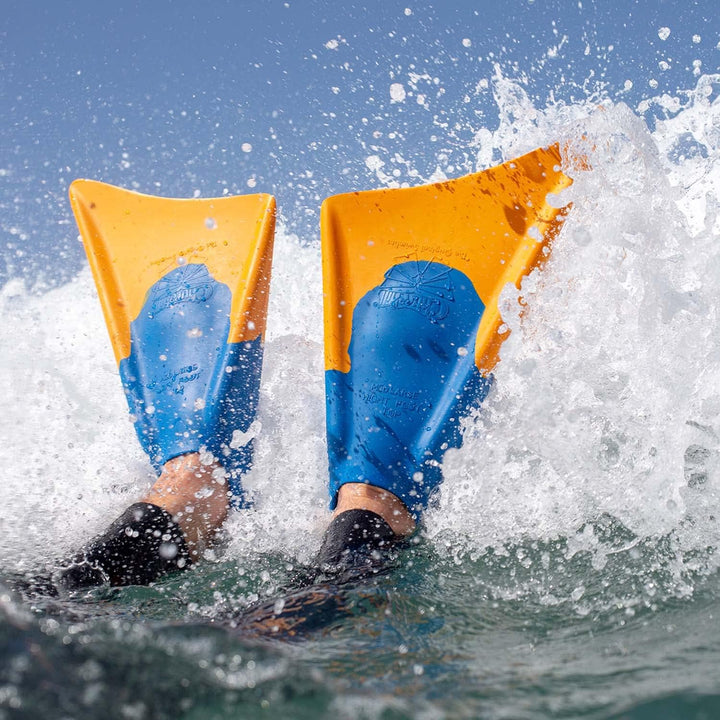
<box><xmin>1</xmin><ymin>74</ymin><xmax>718</xmax><ymax>587</ymax></box>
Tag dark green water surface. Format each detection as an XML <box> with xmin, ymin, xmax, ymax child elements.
<box><xmin>3</xmin><ymin>525</ymin><xmax>720</xmax><ymax>720</ymax></box>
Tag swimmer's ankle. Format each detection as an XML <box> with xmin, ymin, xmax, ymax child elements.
<box><xmin>317</xmin><ymin>508</ymin><xmax>402</xmax><ymax>571</ymax></box>
<box><xmin>333</xmin><ymin>483</ymin><xmax>416</xmax><ymax>537</ymax></box>
<box><xmin>142</xmin><ymin>452</ymin><xmax>230</xmax><ymax>555</ymax></box>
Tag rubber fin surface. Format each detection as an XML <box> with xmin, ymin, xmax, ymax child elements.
<box><xmin>321</xmin><ymin>144</ymin><xmax>572</xmax><ymax>519</ymax></box>
<box><xmin>70</xmin><ymin>181</ymin><xmax>275</xmax><ymax>502</ymax></box>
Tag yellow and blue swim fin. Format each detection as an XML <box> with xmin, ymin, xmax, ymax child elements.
<box><xmin>69</xmin><ymin>181</ymin><xmax>275</xmax><ymax>505</ymax></box>
<box><xmin>321</xmin><ymin>144</ymin><xmax>572</xmax><ymax>520</ymax></box>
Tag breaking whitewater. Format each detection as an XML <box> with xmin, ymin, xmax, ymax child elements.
<box><xmin>1</xmin><ymin>74</ymin><xmax>720</xmax><ymax>719</ymax></box>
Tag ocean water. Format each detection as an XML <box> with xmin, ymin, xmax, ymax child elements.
<box><xmin>2</xmin><ymin>74</ymin><xmax>720</xmax><ymax>718</ymax></box>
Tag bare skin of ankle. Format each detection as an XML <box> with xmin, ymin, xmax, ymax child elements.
<box><xmin>142</xmin><ymin>453</ymin><xmax>229</xmax><ymax>556</ymax></box>
<box><xmin>334</xmin><ymin>483</ymin><xmax>416</xmax><ymax>536</ymax></box>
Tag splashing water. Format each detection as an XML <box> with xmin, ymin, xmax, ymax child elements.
<box><xmin>431</xmin><ymin>73</ymin><xmax>720</xmax><ymax>596</ymax></box>
<box><xmin>2</xmin><ymin>73</ymin><xmax>720</xmax><ymax>720</ymax></box>
<box><xmin>2</xmin><ymin>76</ymin><xmax>720</xmax><ymax>568</ymax></box>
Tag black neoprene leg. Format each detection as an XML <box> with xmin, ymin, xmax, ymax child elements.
<box><xmin>315</xmin><ymin>508</ymin><xmax>403</xmax><ymax>579</ymax></box>
<box><xmin>55</xmin><ymin>502</ymin><xmax>191</xmax><ymax>590</ymax></box>
<box><xmin>231</xmin><ymin>509</ymin><xmax>404</xmax><ymax>636</ymax></box>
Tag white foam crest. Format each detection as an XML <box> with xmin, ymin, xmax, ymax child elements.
<box><xmin>1</xmin><ymin>75</ymin><xmax>719</xmax><ymax>575</ymax></box>
<box><xmin>0</xmin><ymin>272</ymin><xmax>150</xmax><ymax>570</ymax></box>
<box><xmin>428</xmin><ymin>75</ymin><xmax>720</xmax><ymax>558</ymax></box>
<box><xmin>225</xmin><ymin>229</ymin><xmax>329</xmax><ymax>563</ymax></box>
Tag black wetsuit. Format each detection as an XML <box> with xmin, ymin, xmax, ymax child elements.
<box><xmin>56</xmin><ymin>504</ymin><xmax>401</xmax><ymax>590</ymax></box>
<box><xmin>38</xmin><ymin>504</ymin><xmax>404</xmax><ymax>636</ymax></box>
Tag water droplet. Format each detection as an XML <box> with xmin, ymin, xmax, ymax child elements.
<box><xmin>159</xmin><ymin>542</ymin><xmax>178</xmax><ymax>560</ymax></box>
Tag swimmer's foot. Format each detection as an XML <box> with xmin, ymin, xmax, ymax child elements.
<box><xmin>141</xmin><ymin>453</ymin><xmax>229</xmax><ymax>556</ymax></box>
<box><xmin>314</xmin><ymin>484</ymin><xmax>414</xmax><ymax>580</ymax></box>
<box><xmin>315</xmin><ymin>509</ymin><xmax>404</xmax><ymax>578</ymax></box>
<box><xmin>231</xmin><ymin>504</ymin><xmax>409</xmax><ymax>639</ymax></box>
<box><xmin>55</xmin><ymin>453</ymin><xmax>229</xmax><ymax>591</ymax></box>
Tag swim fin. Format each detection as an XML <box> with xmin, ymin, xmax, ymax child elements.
<box><xmin>69</xmin><ymin>181</ymin><xmax>275</xmax><ymax>504</ymax></box>
<box><xmin>321</xmin><ymin>144</ymin><xmax>572</xmax><ymax>520</ymax></box>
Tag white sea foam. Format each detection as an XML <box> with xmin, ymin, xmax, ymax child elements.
<box><xmin>429</xmin><ymin>73</ymin><xmax>720</xmax><ymax>558</ymax></box>
<box><xmin>1</xmin><ymin>74</ymin><xmax>718</xmax><ymax>572</ymax></box>
<box><xmin>0</xmin><ymin>271</ymin><xmax>149</xmax><ymax>569</ymax></box>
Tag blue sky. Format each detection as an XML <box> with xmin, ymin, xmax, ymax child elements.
<box><xmin>2</xmin><ymin>0</ymin><xmax>718</xmax><ymax>287</ymax></box>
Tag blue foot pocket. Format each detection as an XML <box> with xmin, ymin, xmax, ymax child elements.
<box><xmin>326</xmin><ymin>260</ymin><xmax>492</xmax><ymax>520</ymax></box>
<box><xmin>119</xmin><ymin>263</ymin><xmax>263</xmax><ymax>505</ymax></box>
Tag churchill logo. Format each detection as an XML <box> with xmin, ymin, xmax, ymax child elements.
<box><xmin>150</xmin><ymin>264</ymin><xmax>215</xmax><ymax>315</ymax></box>
<box><xmin>376</xmin><ymin>261</ymin><xmax>454</xmax><ymax>322</ymax></box>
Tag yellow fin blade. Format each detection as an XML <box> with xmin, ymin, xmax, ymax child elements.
<box><xmin>321</xmin><ymin>144</ymin><xmax>571</xmax><ymax>375</ymax></box>
<box><xmin>69</xmin><ymin>180</ymin><xmax>276</xmax><ymax>365</ymax></box>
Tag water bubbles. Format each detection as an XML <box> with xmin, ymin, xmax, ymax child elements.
<box><xmin>241</xmin><ymin>142</ymin><xmax>253</xmax><ymax>153</ymax></box>
<box><xmin>229</xmin><ymin>420</ymin><xmax>261</xmax><ymax>449</ymax></box>
<box><xmin>389</xmin><ymin>83</ymin><xmax>407</xmax><ymax>103</ymax></box>
<box><xmin>205</xmin><ymin>217</ymin><xmax>217</xmax><ymax>230</ymax></box>
<box><xmin>658</xmin><ymin>27</ymin><xmax>671</xmax><ymax>41</ymax></box>
<box><xmin>572</xmin><ymin>227</ymin><xmax>592</xmax><ymax>247</ymax></box>
<box><xmin>527</xmin><ymin>225</ymin><xmax>542</xmax><ymax>241</ymax></box>
<box><xmin>159</xmin><ymin>542</ymin><xmax>178</xmax><ymax>559</ymax></box>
